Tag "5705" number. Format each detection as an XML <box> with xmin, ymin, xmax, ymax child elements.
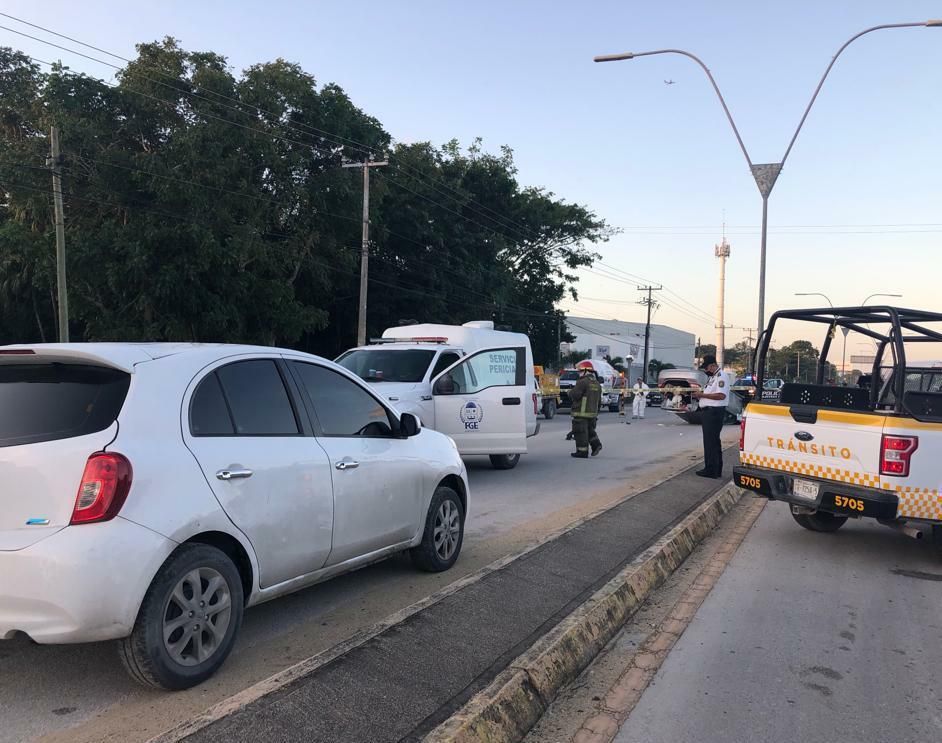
<box><xmin>739</xmin><ymin>476</ymin><xmax>762</xmax><ymax>489</ymax></box>
<box><xmin>834</xmin><ymin>495</ymin><xmax>864</xmax><ymax>512</ymax></box>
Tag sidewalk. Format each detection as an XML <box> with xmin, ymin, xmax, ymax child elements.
<box><xmin>158</xmin><ymin>451</ymin><xmax>740</xmax><ymax>743</ymax></box>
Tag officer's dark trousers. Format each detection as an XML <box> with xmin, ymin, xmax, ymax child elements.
<box><xmin>700</xmin><ymin>406</ymin><xmax>726</xmax><ymax>476</ymax></box>
<box><xmin>572</xmin><ymin>416</ymin><xmax>601</xmax><ymax>455</ymax></box>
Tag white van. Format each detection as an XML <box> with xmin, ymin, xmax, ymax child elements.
<box><xmin>337</xmin><ymin>322</ymin><xmax>539</xmax><ymax>469</ymax></box>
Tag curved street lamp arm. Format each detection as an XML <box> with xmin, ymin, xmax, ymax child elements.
<box><xmin>595</xmin><ymin>49</ymin><xmax>754</xmax><ymax>169</ymax></box>
<box><xmin>780</xmin><ymin>22</ymin><xmax>933</xmax><ymax>167</ymax></box>
<box><xmin>795</xmin><ymin>292</ymin><xmax>833</xmax><ymax>307</ymax></box>
<box><xmin>861</xmin><ymin>293</ymin><xmax>902</xmax><ymax>305</ymax></box>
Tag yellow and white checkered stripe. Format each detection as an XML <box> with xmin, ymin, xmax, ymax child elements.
<box><xmin>740</xmin><ymin>452</ymin><xmax>880</xmax><ymax>487</ymax></box>
<box><xmin>892</xmin><ymin>487</ymin><xmax>942</xmax><ymax>521</ymax></box>
<box><xmin>740</xmin><ymin>452</ymin><xmax>942</xmax><ymax>521</ymax></box>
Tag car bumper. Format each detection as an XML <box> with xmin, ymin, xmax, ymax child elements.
<box><xmin>733</xmin><ymin>464</ymin><xmax>900</xmax><ymax>520</ymax></box>
<box><xmin>0</xmin><ymin>517</ymin><xmax>176</xmax><ymax>644</ymax></box>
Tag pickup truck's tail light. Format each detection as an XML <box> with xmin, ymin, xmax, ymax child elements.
<box><xmin>739</xmin><ymin>418</ymin><xmax>747</xmax><ymax>451</ymax></box>
<box><xmin>71</xmin><ymin>452</ymin><xmax>133</xmax><ymax>524</ymax></box>
<box><xmin>880</xmin><ymin>435</ymin><xmax>918</xmax><ymax>477</ymax></box>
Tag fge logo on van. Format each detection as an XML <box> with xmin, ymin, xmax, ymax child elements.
<box><xmin>460</xmin><ymin>401</ymin><xmax>484</xmax><ymax>430</ymax></box>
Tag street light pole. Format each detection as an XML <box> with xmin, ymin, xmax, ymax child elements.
<box><xmin>594</xmin><ymin>20</ymin><xmax>939</xmax><ymax>335</ymax></box>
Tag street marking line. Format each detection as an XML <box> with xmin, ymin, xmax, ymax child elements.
<box><xmin>571</xmin><ymin>496</ymin><xmax>767</xmax><ymax>743</ymax></box>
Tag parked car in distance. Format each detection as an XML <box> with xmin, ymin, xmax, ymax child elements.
<box><xmin>0</xmin><ymin>343</ymin><xmax>469</xmax><ymax>690</ymax></box>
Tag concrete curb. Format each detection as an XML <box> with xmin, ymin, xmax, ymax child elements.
<box><xmin>423</xmin><ymin>481</ymin><xmax>744</xmax><ymax>743</ymax></box>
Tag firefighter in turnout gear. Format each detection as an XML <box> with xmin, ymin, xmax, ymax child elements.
<box><xmin>570</xmin><ymin>361</ymin><xmax>603</xmax><ymax>458</ymax></box>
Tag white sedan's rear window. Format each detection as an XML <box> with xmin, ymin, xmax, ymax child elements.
<box><xmin>0</xmin><ymin>363</ymin><xmax>130</xmax><ymax>447</ymax></box>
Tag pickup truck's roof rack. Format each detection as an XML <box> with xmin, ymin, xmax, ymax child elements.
<box><xmin>769</xmin><ymin>306</ymin><xmax>942</xmax><ymax>344</ymax></box>
<box><xmin>757</xmin><ymin>306</ymin><xmax>942</xmax><ymax>417</ymax></box>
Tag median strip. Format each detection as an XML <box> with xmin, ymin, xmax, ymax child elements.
<box><xmin>423</xmin><ymin>480</ymin><xmax>744</xmax><ymax>743</ymax></box>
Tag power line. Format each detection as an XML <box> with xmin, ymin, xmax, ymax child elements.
<box><xmin>0</xmin><ymin>14</ymin><xmax>551</xmax><ymax>247</ymax></box>
<box><xmin>580</xmin><ymin>267</ymin><xmax>716</xmax><ymax>326</ymax></box>
<box><xmin>594</xmin><ymin>261</ymin><xmax>717</xmax><ymax>322</ymax></box>
<box><xmin>11</xmin><ymin>48</ymin><xmax>559</xmax><ymax>260</ymax></box>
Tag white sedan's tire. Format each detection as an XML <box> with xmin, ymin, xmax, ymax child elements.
<box><xmin>119</xmin><ymin>543</ymin><xmax>244</xmax><ymax>690</ymax></box>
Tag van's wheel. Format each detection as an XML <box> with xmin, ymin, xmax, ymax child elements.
<box><xmin>489</xmin><ymin>453</ymin><xmax>520</xmax><ymax>470</ymax></box>
<box><xmin>118</xmin><ymin>543</ymin><xmax>244</xmax><ymax>690</ymax></box>
<box><xmin>542</xmin><ymin>400</ymin><xmax>557</xmax><ymax>419</ymax></box>
<box><xmin>411</xmin><ymin>486</ymin><xmax>465</xmax><ymax>572</ymax></box>
<box><xmin>791</xmin><ymin>511</ymin><xmax>848</xmax><ymax>533</ymax></box>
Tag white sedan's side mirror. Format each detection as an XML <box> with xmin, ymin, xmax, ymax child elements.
<box><xmin>399</xmin><ymin>412</ymin><xmax>422</xmax><ymax>437</ymax></box>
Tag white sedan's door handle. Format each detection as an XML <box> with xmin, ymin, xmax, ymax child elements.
<box><xmin>216</xmin><ymin>468</ymin><xmax>254</xmax><ymax>481</ymax></box>
<box><xmin>335</xmin><ymin>460</ymin><xmax>360</xmax><ymax>471</ymax></box>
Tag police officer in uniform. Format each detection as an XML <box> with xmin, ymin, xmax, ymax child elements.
<box><xmin>691</xmin><ymin>354</ymin><xmax>729</xmax><ymax>478</ymax></box>
<box><xmin>569</xmin><ymin>361</ymin><xmax>603</xmax><ymax>458</ymax></box>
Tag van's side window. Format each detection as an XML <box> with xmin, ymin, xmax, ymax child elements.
<box><xmin>431</xmin><ymin>352</ymin><xmax>462</xmax><ymax>379</ymax></box>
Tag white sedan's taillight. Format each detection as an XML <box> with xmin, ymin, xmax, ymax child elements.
<box><xmin>71</xmin><ymin>452</ymin><xmax>133</xmax><ymax>524</ymax></box>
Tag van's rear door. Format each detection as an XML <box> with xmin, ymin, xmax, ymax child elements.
<box><xmin>742</xmin><ymin>402</ymin><xmax>887</xmax><ymax>490</ymax></box>
<box><xmin>431</xmin><ymin>347</ymin><xmax>527</xmax><ymax>455</ymax></box>
<box><xmin>0</xmin><ymin>359</ymin><xmax>130</xmax><ymax>550</ymax></box>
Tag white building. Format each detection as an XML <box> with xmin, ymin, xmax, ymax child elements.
<box><xmin>564</xmin><ymin>316</ymin><xmax>696</xmax><ymax>380</ymax></box>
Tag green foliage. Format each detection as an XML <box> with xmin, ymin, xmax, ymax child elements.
<box><xmin>0</xmin><ymin>41</ymin><xmax>610</xmax><ymax>361</ymax></box>
<box><xmin>765</xmin><ymin>340</ymin><xmax>837</xmax><ymax>383</ymax></box>
<box><xmin>648</xmin><ymin>359</ymin><xmax>675</xmax><ymax>379</ymax></box>
<box><xmin>604</xmin><ymin>355</ymin><xmax>626</xmax><ymax>373</ymax></box>
<box><xmin>560</xmin><ymin>349</ymin><xmax>591</xmax><ymax>367</ymax></box>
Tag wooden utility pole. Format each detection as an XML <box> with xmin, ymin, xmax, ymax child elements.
<box><xmin>637</xmin><ymin>285</ymin><xmax>662</xmax><ymax>382</ymax></box>
<box><xmin>342</xmin><ymin>157</ymin><xmax>387</xmax><ymax>346</ymax></box>
<box><xmin>48</xmin><ymin>126</ymin><xmax>69</xmax><ymax>342</ymax></box>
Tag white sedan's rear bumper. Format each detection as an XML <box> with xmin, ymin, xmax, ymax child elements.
<box><xmin>0</xmin><ymin>517</ymin><xmax>176</xmax><ymax>644</ymax></box>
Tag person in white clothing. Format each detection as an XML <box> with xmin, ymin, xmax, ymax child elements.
<box><xmin>631</xmin><ymin>377</ymin><xmax>649</xmax><ymax>420</ymax></box>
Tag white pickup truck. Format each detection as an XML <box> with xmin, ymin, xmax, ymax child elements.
<box><xmin>735</xmin><ymin>306</ymin><xmax>942</xmax><ymax>542</ymax></box>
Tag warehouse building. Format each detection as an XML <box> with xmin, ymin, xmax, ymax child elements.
<box><xmin>564</xmin><ymin>316</ymin><xmax>696</xmax><ymax>381</ymax></box>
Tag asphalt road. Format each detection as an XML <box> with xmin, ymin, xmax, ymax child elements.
<box><xmin>1</xmin><ymin>407</ymin><xmax>737</xmax><ymax>743</ymax></box>
<box><xmin>613</xmin><ymin>503</ymin><xmax>942</xmax><ymax>743</ymax></box>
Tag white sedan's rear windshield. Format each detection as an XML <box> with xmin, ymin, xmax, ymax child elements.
<box><xmin>336</xmin><ymin>349</ymin><xmax>436</xmax><ymax>383</ymax></box>
<box><xmin>0</xmin><ymin>363</ymin><xmax>130</xmax><ymax>447</ymax></box>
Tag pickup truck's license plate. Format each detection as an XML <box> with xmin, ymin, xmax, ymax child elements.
<box><xmin>792</xmin><ymin>478</ymin><xmax>819</xmax><ymax>501</ymax></box>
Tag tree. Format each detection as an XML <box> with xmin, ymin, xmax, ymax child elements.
<box><xmin>0</xmin><ymin>41</ymin><xmax>611</xmax><ymax>358</ymax></box>
<box><xmin>560</xmin><ymin>349</ymin><xmax>591</xmax><ymax>367</ymax></box>
<box><xmin>648</xmin><ymin>358</ymin><xmax>675</xmax><ymax>380</ymax></box>
<box><xmin>605</xmin><ymin>355</ymin><xmax>626</xmax><ymax>373</ymax></box>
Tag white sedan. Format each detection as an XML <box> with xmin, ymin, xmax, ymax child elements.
<box><xmin>0</xmin><ymin>343</ymin><xmax>468</xmax><ymax>689</ymax></box>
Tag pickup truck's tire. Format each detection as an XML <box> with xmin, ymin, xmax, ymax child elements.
<box><xmin>791</xmin><ymin>511</ymin><xmax>848</xmax><ymax>533</ymax></box>
<box><xmin>542</xmin><ymin>400</ymin><xmax>557</xmax><ymax>419</ymax></box>
<box><xmin>489</xmin><ymin>453</ymin><xmax>520</xmax><ymax>470</ymax></box>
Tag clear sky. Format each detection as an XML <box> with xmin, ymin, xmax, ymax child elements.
<box><xmin>2</xmin><ymin>1</ymin><xmax>940</xmax><ymax>355</ymax></box>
